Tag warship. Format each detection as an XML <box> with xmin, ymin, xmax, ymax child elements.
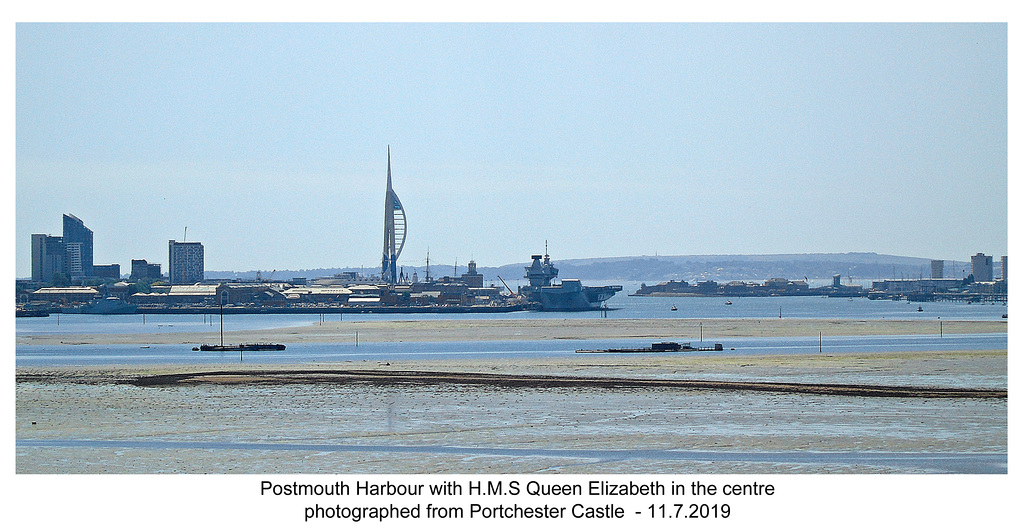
<box><xmin>520</xmin><ymin>251</ymin><xmax>622</xmax><ymax>311</ymax></box>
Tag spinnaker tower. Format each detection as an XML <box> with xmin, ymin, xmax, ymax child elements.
<box><xmin>381</xmin><ymin>146</ymin><xmax>406</xmax><ymax>284</ymax></box>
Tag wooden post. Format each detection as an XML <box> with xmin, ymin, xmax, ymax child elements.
<box><xmin>219</xmin><ymin>300</ymin><xmax>224</xmax><ymax>348</ymax></box>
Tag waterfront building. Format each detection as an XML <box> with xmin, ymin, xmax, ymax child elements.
<box><xmin>280</xmin><ymin>285</ymin><xmax>353</xmax><ymax>304</ymax></box>
<box><xmin>1001</xmin><ymin>256</ymin><xmax>1007</xmax><ymax>280</ymax></box>
<box><xmin>870</xmin><ymin>278</ymin><xmax>963</xmax><ymax>295</ymax></box>
<box><xmin>931</xmin><ymin>260</ymin><xmax>944</xmax><ymax>279</ymax></box>
<box><xmin>971</xmin><ymin>253</ymin><xmax>993</xmax><ymax>282</ymax></box>
<box><xmin>102</xmin><ymin>281</ymin><xmax>132</xmax><ymax>300</ymax></box>
<box><xmin>62</xmin><ymin>214</ymin><xmax>93</xmax><ymax>278</ymax></box>
<box><xmin>347</xmin><ymin>284</ymin><xmax>383</xmax><ymax>306</ymax></box>
<box><xmin>381</xmin><ymin>147</ymin><xmax>407</xmax><ymax>285</ymax></box>
<box><xmin>168</xmin><ymin>240</ymin><xmax>204</xmax><ymax>285</ymax></box>
<box><xmin>29</xmin><ymin>286</ymin><xmax>99</xmax><ymax>304</ymax></box>
<box><xmin>461</xmin><ymin>260</ymin><xmax>484</xmax><ymax>288</ymax></box>
<box><xmin>131</xmin><ymin>284</ymin><xmax>217</xmax><ymax>305</ymax></box>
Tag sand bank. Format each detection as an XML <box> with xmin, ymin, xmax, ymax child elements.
<box><xmin>15</xmin><ymin>317</ymin><xmax>1007</xmax><ymax>346</ymax></box>
<box><xmin>124</xmin><ymin>368</ymin><xmax>1005</xmax><ymax>398</ymax></box>
<box><xmin>17</xmin><ymin>348</ymin><xmax>1007</xmax><ymax>391</ymax></box>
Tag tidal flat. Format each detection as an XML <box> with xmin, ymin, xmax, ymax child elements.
<box><xmin>16</xmin><ymin>346</ymin><xmax>1007</xmax><ymax>474</ymax></box>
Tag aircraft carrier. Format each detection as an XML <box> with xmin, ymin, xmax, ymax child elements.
<box><xmin>520</xmin><ymin>252</ymin><xmax>622</xmax><ymax>311</ymax></box>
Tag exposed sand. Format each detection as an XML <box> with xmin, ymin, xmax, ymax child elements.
<box><xmin>15</xmin><ymin>317</ymin><xmax>1007</xmax><ymax>346</ymax></box>
<box><xmin>16</xmin><ymin>351</ymin><xmax>1007</xmax><ymax>474</ymax></box>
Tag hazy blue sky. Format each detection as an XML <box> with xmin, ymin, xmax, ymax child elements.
<box><xmin>15</xmin><ymin>23</ymin><xmax>1007</xmax><ymax>277</ymax></box>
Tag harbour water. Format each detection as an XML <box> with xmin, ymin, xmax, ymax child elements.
<box><xmin>15</xmin><ymin>291</ymin><xmax>1009</xmax><ymax>337</ymax></box>
<box><xmin>15</xmin><ymin>294</ymin><xmax>1008</xmax><ymax>367</ymax></box>
<box><xmin>14</xmin><ymin>333</ymin><xmax>1009</xmax><ymax>368</ymax></box>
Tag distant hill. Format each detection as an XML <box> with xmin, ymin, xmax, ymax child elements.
<box><xmin>480</xmin><ymin>253</ymin><xmax>971</xmax><ymax>286</ymax></box>
<box><xmin>207</xmin><ymin>253</ymin><xmax>976</xmax><ymax>287</ymax></box>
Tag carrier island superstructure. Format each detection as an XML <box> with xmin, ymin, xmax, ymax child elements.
<box><xmin>520</xmin><ymin>250</ymin><xmax>622</xmax><ymax>311</ymax></box>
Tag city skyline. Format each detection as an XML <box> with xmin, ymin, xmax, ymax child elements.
<box><xmin>16</xmin><ymin>23</ymin><xmax>1008</xmax><ymax>278</ymax></box>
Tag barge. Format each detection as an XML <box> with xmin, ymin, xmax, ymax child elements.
<box><xmin>576</xmin><ymin>341</ymin><xmax>723</xmax><ymax>353</ymax></box>
<box><xmin>193</xmin><ymin>343</ymin><xmax>286</xmax><ymax>352</ymax></box>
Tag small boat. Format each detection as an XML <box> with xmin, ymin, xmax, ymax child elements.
<box><xmin>725</xmin><ymin>300</ymin><xmax>733</xmax><ymax>305</ymax></box>
<box><xmin>194</xmin><ymin>301</ymin><xmax>284</xmax><ymax>352</ymax></box>
<box><xmin>917</xmin><ymin>306</ymin><xmax>923</xmax><ymax>312</ymax></box>
<box><xmin>15</xmin><ymin>309</ymin><xmax>50</xmax><ymax>318</ymax></box>
<box><xmin>670</xmin><ymin>305</ymin><xmax>677</xmax><ymax>311</ymax></box>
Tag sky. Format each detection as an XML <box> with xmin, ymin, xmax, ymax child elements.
<box><xmin>14</xmin><ymin>22</ymin><xmax>1008</xmax><ymax>277</ymax></box>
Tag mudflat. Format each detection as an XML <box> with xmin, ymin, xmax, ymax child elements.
<box><xmin>16</xmin><ymin>350</ymin><xmax>1007</xmax><ymax>474</ymax></box>
<box><xmin>15</xmin><ymin>317</ymin><xmax>1007</xmax><ymax>473</ymax></box>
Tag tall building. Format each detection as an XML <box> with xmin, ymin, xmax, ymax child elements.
<box><xmin>62</xmin><ymin>214</ymin><xmax>94</xmax><ymax>278</ymax></box>
<box><xmin>381</xmin><ymin>147</ymin><xmax>407</xmax><ymax>285</ymax></box>
<box><xmin>93</xmin><ymin>264</ymin><xmax>121</xmax><ymax>279</ymax></box>
<box><xmin>1001</xmin><ymin>256</ymin><xmax>1007</xmax><ymax>281</ymax></box>
<box><xmin>31</xmin><ymin>214</ymin><xmax>96</xmax><ymax>282</ymax></box>
<box><xmin>131</xmin><ymin>259</ymin><xmax>162</xmax><ymax>280</ymax></box>
<box><xmin>971</xmin><ymin>253</ymin><xmax>993</xmax><ymax>282</ymax></box>
<box><xmin>168</xmin><ymin>240</ymin><xmax>204</xmax><ymax>285</ymax></box>
<box><xmin>931</xmin><ymin>260</ymin><xmax>944</xmax><ymax>279</ymax></box>
<box><xmin>31</xmin><ymin>234</ymin><xmax>65</xmax><ymax>282</ymax></box>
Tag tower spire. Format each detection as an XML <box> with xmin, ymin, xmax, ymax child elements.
<box><xmin>381</xmin><ymin>146</ymin><xmax>407</xmax><ymax>285</ymax></box>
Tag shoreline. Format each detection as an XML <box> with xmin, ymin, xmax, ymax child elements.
<box><xmin>15</xmin><ymin>317</ymin><xmax>1007</xmax><ymax>346</ymax></box>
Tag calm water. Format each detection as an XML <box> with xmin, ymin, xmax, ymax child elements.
<box><xmin>14</xmin><ymin>333</ymin><xmax>1008</xmax><ymax>367</ymax></box>
<box><xmin>15</xmin><ymin>290</ymin><xmax>1009</xmax><ymax>338</ymax></box>
<box><xmin>15</xmin><ymin>289</ymin><xmax>1008</xmax><ymax>367</ymax></box>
